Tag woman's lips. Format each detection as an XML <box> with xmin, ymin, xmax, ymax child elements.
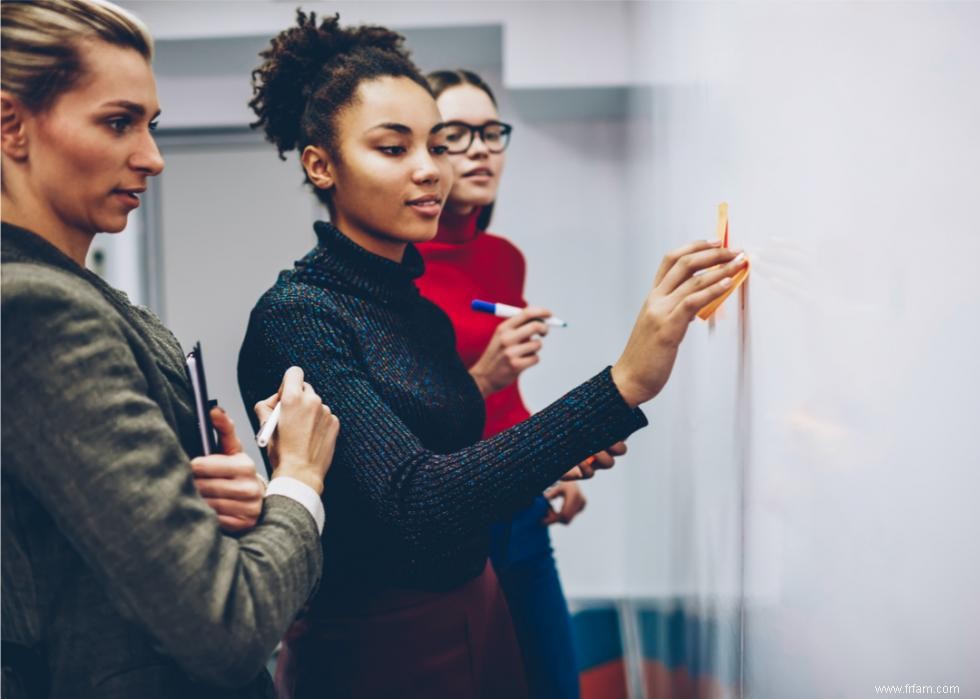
<box><xmin>406</xmin><ymin>195</ymin><xmax>442</xmax><ymax>218</ymax></box>
<box><xmin>113</xmin><ymin>189</ymin><xmax>143</xmax><ymax>208</ymax></box>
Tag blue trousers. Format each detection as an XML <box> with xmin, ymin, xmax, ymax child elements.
<box><xmin>490</xmin><ymin>496</ymin><xmax>580</xmax><ymax>699</ymax></box>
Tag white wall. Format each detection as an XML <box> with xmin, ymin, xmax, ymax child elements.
<box><xmin>626</xmin><ymin>2</ymin><xmax>980</xmax><ymax>695</ymax></box>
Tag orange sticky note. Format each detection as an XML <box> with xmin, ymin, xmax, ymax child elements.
<box><xmin>718</xmin><ymin>202</ymin><xmax>729</xmax><ymax>247</ymax></box>
<box><xmin>697</xmin><ymin>202</ymin><xmax>748</xmax><ymax>321</ymax></box>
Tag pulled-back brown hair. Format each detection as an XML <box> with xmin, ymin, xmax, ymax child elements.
<box><xmin>427</xmin><ymin>69</ymin><xmax>498</xmax><ymax>108</ymax></box>
<box><xmin>1</xmin><ymin>0</ymin><xmax>153</xmax><ymax>113</ymax></box>
<box><xmin>250</xmin><ymin>11</ymin><xmax>430</xmax><ymax>208</ymax></box>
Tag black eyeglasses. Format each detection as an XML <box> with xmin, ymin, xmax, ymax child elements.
<box><xmin>440</xmin><ymin>121</ymin><xmax>513</xmax><ymax>154</ymax></box>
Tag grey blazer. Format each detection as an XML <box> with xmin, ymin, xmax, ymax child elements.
<box><xmin>1</xmin><ymin>223</ymin><xmax>323</xmax><ymax>698</ymax></box>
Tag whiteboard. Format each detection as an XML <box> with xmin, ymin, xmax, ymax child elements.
<box><xmin>623</xmin><ymin>3</ymin><xmax>980</xmax><ymax>696</ymax></box>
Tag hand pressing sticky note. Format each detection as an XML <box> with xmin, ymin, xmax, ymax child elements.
<box><xmin>697</xmin><ymin>202</ymin><xmax>749</xmax><ymax>321</ymax></box>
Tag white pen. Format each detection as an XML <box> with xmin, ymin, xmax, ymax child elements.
<box><xmin>255</xmin><ymin>401</ymin><xmax>282</xmax><ymax>448</ymax></box>
<box><xmin>470</xmin><ymin>299</ymin><xmax>568</xmax><ymax>328</ymax></box>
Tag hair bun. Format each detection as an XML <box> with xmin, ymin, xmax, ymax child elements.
<box><xmin>250</xmin><ymin>11</ymin><xmax>414</xmax><ymax>159</ymax></box>
<box><xmin>249</xmin><ymin>11</ymin><xmax>341</xmax><ymax>156</ymax></box>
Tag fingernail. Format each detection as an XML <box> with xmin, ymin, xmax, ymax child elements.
<box><xmin>720</xmin><ymin>277</ymin><xmax>733</xmax><ymax>288</ymax></box>
<box><xmin>733</xmin><ymin>252</ymin><xmax>746</xmax><ymax>265</ymax></box>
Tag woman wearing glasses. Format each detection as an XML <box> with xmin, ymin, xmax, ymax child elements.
<box><xmin>238</xmin><ymin>12</ymin><xmax>745</xmax><ymax>698</ymax></box>
<box><xmin>415</xmin><ymin>69</ymin><xmax>596</xmax><ymax>699</ymax></box>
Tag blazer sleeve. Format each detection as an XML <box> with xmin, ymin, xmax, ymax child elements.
<box><xmin>242</xmin><ymin>297</ymin><xmax>647</xmax><ymax>556</ymax></box>
<box><xmin>0</xmin><ymin>270</ymin><xmax>322</xmax><ymax>688</ymax></box>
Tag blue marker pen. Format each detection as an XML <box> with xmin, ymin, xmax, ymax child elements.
<box><xmin>471</xmin><ymin>299</ymin><xmax>568</xmax><ymax>328</ymax></box>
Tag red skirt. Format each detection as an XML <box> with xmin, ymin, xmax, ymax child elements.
<box><xmin>277</xmin><ymin>562</ymin><xmax>529</xmax><ymax>699</ymax></box>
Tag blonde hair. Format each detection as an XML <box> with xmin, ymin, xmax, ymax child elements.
<box><xmin>1</xmin><ymin>0</ymin><xmax>153</xmax><ymax>112</ymax></box>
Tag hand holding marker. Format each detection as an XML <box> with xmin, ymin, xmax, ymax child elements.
<box><xmin>467</xmin><ymin>299</ymin><xmax>564</xmax><ymax>398</ymax></box>
<box><xmin>471</xmin><ymin>300</ymin><xmax>568</xmax><ymax>328</ymax></box>
<box><xmin>255</xmin><ymin>402</ymin><xmax>281</xmax><ymax>448</ymax></box>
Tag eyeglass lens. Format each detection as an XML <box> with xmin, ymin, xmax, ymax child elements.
<box><xmin>443</xmin><ymin>122</ymin><xmax>511</xmax><ymax>154</ymax></box>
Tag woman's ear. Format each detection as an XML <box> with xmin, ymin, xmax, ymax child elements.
<box><xmin>1</xmin><ymin>91</ymin><xmax>30</xmax><ymax>162</ymax></box>
<box><xmin>301</xmin><ymin>145</ymin><xmax>335</xmax><ymax>192</ymax></box>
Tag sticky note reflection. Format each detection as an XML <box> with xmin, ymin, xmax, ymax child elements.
<box><xmin>697</xmin><ymin>202</ymin><xmax>749</xmax><ymax>321</ymax></box>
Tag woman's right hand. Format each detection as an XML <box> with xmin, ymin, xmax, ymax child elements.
<box><xmin>611</xmin><ymin>241</ymin><xmax>747</xmax><ymax>408</ymax></box>
<box><xmin>254</xmin><ymin>366</ymin><xmax>340</xmax><ymax>496</ymax></box>
<box><xmin>468</xmin><ymin>306</ymin><xmax>552</xmax><ymax>397</ymax></box>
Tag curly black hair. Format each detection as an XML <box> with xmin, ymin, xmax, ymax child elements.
<box><xmin>249</xmin><ymin>11</ymin><xmax>431</xmax><ymax>207</ymax></box>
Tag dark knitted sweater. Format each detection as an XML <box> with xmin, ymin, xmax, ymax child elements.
<box><xmin>238</xmin><ymin>221</ymin><xmax>647</xmax><ymax>603</ymax></box>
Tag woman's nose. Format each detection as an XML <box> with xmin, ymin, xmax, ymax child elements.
<box><xmin>413</xmin><ymin>152</ymin><xmax>441</xmax><ymax>185</ymax></box>
<box><xmin>130</xmin><ymin>131</ymin><xmax>164</xmax><ymax>175</ymax></box>
<box><xmin>467</xmin><ymin>133</ymin><xmax>490</xmax><ymax>158</ymax></box>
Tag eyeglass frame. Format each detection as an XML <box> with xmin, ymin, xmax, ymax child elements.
<box><xmin>440</xmin><ymin>120</ymin><xmax>514</xmax><ymax>154</ymax></box>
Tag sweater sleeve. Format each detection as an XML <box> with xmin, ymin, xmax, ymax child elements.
<box><xmin>0</xmin><ymin>271</ymin><xmax>322</xmax><ymax>688</ymax></box>
<box><xmin>242</xmin><ymin>296</ymin><xmax>647</xmax><ymax>555</ymax></box>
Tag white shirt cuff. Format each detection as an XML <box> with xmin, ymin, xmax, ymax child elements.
<box><xmin>265</xmin><ymin>477</ymin><xmax>325</xmax><ymax>534</ymax></box>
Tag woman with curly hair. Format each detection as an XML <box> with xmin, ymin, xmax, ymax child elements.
<box><xmin>238</xmin><ymin>11</ymin><xmax>745</xmax><ymax>698</ymax></box>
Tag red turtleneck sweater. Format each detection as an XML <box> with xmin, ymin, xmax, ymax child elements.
<box><xmin>415</xmin><ymin>209</ymin><xmax>533</xmax><ymax>438</ymax></box>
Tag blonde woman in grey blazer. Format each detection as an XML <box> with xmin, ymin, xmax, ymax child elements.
<box><xmin>1</xmin><ymin>1</ymin><xmax>339</xmax><ymax>697</ymax></box>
